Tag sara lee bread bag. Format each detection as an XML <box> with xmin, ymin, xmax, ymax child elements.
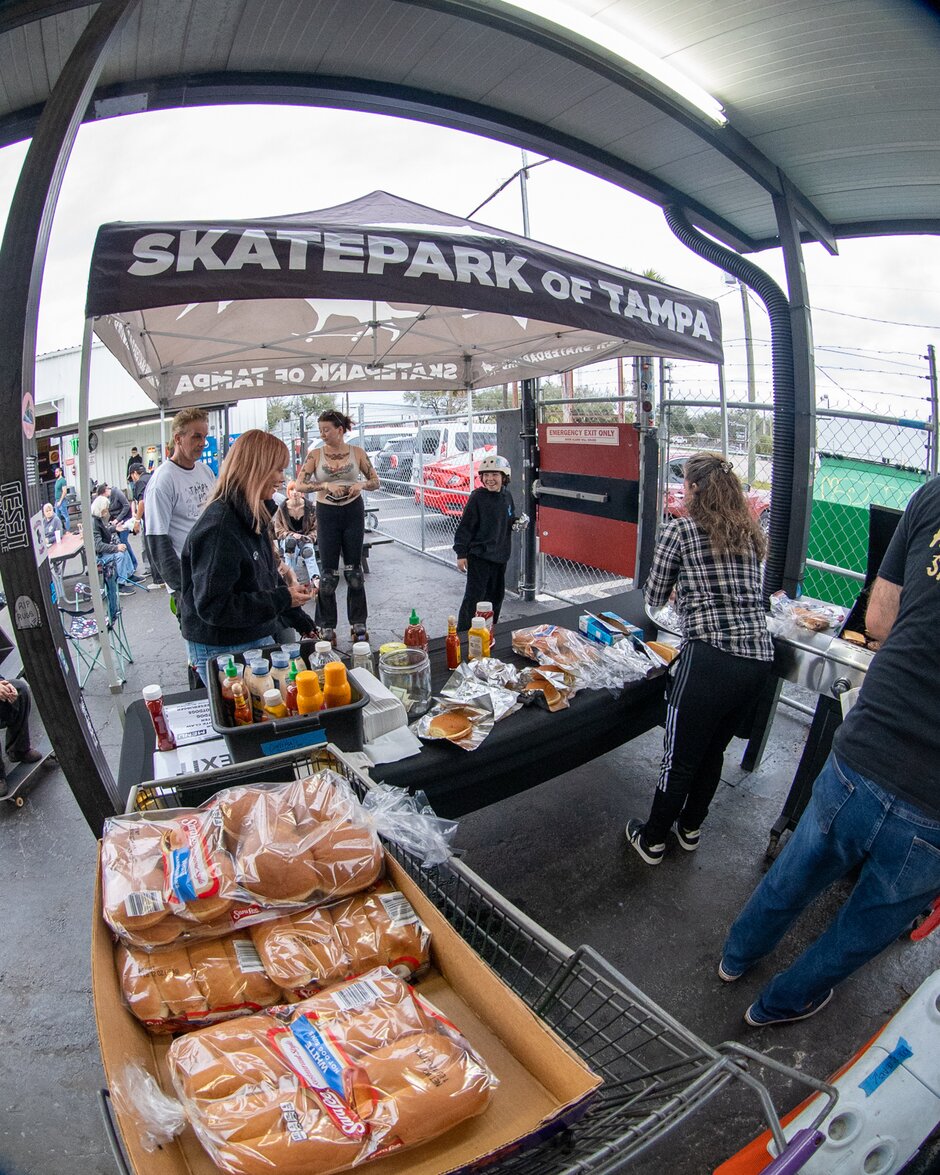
<box><xmin>118</xmin><ymin>882</ymin><xmax>431</xmax><ymax>1032</ymax></box>
<box><xmin>102</xmin><ymin>771</ymin><xmax>383</xmax><ymax>949</ymax></box>
<box><xmin>167</xmin><ymin>967</ymin><xmax>497</xmax><ymax>1175</ymax></box>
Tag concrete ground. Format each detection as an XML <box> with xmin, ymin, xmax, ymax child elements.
<box><xmin>2</xmin><ymin>531</ymin><xmax>939</xmax><ymax>1175</ymax></box>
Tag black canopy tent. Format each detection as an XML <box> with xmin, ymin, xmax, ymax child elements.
<box><xmin>71</xmin><ymin>189</ymin><xmax>723</xmax><ymax>798</ymax></box>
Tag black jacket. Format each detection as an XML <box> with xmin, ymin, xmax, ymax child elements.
<box><xmin>92</xmin><ymin>514</ymin><xmax>123</xmax><ymax>557</ymax></box>
<box><xmin>453</xmin><ymin>486</ymin><xmax>516</xmax><ymax>564</ymax></box>
<box><xmin>180</xmin><ymin>494</ymin><xmax>312</xmax><ymax>645</ymax></box>
<box><xmin>107</xmin><ymin>487</ymin><xmax>133</xmax><ymax>524</ymax></box>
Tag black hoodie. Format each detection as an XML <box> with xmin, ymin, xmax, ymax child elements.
<box><xmin>453</xmin><ymin>485</ymin><xmax>516</xmax><ymax>563</ymax></box>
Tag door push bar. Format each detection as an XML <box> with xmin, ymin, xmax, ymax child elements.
<box><xmin>532</xmin><ymin>479</ymin><xmax>609</xmax><ymax>504</ymax></box>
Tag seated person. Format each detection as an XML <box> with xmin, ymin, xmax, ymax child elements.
<box><xmin>273</xmin><ymin>480</ymin><xmax>317</xmax><ymax>543</ymax></box>
<box><xmin>42</xmin><ymin>503</ymin><xmax>64</xmax><ymax>546</ymax></box>
<box><xmin>0</xmin><ymin>677</ymin><xmax>41</xmax><ymax>797</ymax></box>
<box><xmin>90</xmin><ymin>495</ymin><xmax>139</xmax><ymax>588</ymax></box>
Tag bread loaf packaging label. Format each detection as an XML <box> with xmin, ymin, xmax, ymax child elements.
<box><xmin>102</xmin><ymin>770</ymin><xmax>383</xmax><ymax>951</ymax></box>
<box><xmin>167</xmin><ymin>967</ymin><xmax>497</xmax><ymax>1175</ymax></box>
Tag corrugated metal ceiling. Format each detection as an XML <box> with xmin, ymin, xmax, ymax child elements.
<box><xmin>0</xmin><ymin>0</ymin><xmax>937</xmax><ymax>252</ymax></box>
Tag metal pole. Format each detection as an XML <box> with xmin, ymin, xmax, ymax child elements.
<box><xmin>927</xmin><ymin>344</ymin><xmax>938</xmax><ymax>477</ymax></box>
<box><xmin>519</xmin><ymin>150</ymin><xmax>531</xmax><ymax>237</ymax></box>
<box><xmin>519</xmin><ymin>377</ymin><xmax>538</xmax><ymax>601</ymax></box>
<box><xmin>717</xmin><ymin>365</ymin><xmax>729</xmax><ymax>458</ymax></box>
<box><xmin>78</xmin><ymin>317</ymin><xmax>124</xmax><ymax>693</ymax></box>
<box><xmin>740</xmin><ymin>280</ymin><xmax>758</xmax><ymax>483</ymax></box>
<box><xmin>159</xmin><ymin>402</ymin><xmax>167</xmax><ymax>460</ymax></box>
<box><xmin>0</xmin><ymin>0</ymin><xmax>138</xmax><ymax>834</ymax></box>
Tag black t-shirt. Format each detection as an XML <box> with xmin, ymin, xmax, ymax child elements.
<box><xmin>132</xmin><ymin>472</ymin><xmax>151</xmax><ymax>502</ymax></box>
<box><xmin>834</xmin><ymin>477</ymin><xmax>940</xmax><ymax>816</ymax></box>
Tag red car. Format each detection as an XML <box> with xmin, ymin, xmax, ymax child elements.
<box><xmin>665</xmin><ymin>455</ymin><xmax>770</xmax><ymax>533</ymax></box>
<box><xmin>414</xmin><ymin>446</ymin><xmax>496</xmax><ymax>517</ymax></box>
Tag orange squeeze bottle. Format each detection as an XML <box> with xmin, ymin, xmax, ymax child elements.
<box><xmin>322</xmin><ymin>661</ymin><xmax>352</xmax><ymax>709</ymax></box>
<box><xmin>295</xmin><ymin>670</ymin><xmax>323</xmax><ymax>714</ymax></box>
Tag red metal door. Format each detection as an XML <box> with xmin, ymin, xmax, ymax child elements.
<box><xmin>537</xmin><ymin>423</ymin><xmax>640</xmax><ymax>578</ymax></box>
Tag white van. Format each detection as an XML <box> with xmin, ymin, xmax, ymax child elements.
<box><xmin>412</xmin><ymin>423</ymin><xmax>497</xmax><ymax>462</ymax></box>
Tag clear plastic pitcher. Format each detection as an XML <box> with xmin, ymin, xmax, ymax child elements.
<box><xmin>378</xmin><ymin>647</ymin><xmax>432</xmax><ymax>716</ymax></box>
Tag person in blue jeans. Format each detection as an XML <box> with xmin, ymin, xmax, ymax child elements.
<box><xmin>720</xmin><ymin>477</ymin><xmax>940</xmax><ymax>1026</ymax></box>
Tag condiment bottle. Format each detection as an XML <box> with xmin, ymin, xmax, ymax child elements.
<box><xmin>468</xmin><ymin>614</ymin><xmax>491</xmax><ymax>661</ymax></box>
<box><xmin>231</xmin><ymin>681</ymin><xmax>253</xmax><ymax>726</ymax></box>
<box><xmin>142</xmin><ymin>684</ymin><xmax>177</xmax><ymax>751</ymax></box>
<box><xmin>295</xmin><ymin>670</ymin><xmax>323</xmax><ymax>714</ymax></box>
<box><xmin>322</xmin><ymin>661</ymin><xmax>352</xmax><ymax>708</ymax></box>
<box><xmin>217</xmin><ymin>654</ymin><xmax>236</xmax><ymax>687</ymax></box>
<box><xmin>284</xmin><ymin>661</ymin><xmax>300</xmax><ymax>715</ymax></box>
<box><xmin>308</xmin><ymin>640</ymin><xmax>340</xmax><ymax>685</ymax></box>
<box><xmin>445</xmin><ymin>614</ymin><xmax>461</xmax><ymax>669</ymax></box>
<box><xmin>262</xmin><ymin>687</ymin><xmax>288</xmax><ymax>721</ymax></box>
<box><xmin>244</xmin><ymin>658</ymin><xmax>274</xmax><ymax>722</ymax></box>
<box><xmin>269</xmin><ymin>650</ymin><xmax>291</xmax><ymax>699</ymax></box>
<box><xmin>351</xmin><ymin>641</ymin><xmax>374</xmax><ymax>674</ymax></box>
<box><xmin>476</xmin><ymin>601</ymin><xmax>494</xmax><ymax>637</ymax></box>
<box><xmin>220</xmin><ymin>659</ymin><xmax>244</xmax><ymax>723</ymax></box>
<box><xmin>404</xmin><ymin>608</ymin><xmax>428</xmax><ymax>650</ymax></box>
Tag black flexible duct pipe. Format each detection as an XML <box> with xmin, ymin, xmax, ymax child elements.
<box><xmin>663</xmin><ymin>205</ymin><xmax>795</xmax><ymax>600</ymax></box>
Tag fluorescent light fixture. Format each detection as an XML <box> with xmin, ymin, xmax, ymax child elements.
<box><xmin>497</xmin><ymin>0</ymin><xmax>727</xmax><ymax>126</ymax></box>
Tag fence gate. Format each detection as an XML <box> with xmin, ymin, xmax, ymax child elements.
<box><xmin>536</xmin><ymin>423</ymin><xmax>640</xmax><ymax>591</ymax></box>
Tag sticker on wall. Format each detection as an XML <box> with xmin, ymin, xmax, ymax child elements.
<box><xmin>0</xmin><ymin>481</ymin><xmax>30</xmax><ymax>553</ymax></box>
<box><xmin>30</xmin><ymin>509</ymin><xmax>48</xmax><ymax>565</ymax></box>
<box><xmin>14</xmin><ymin>595</ymin><xmax>42</xmax><ymax>630</ymax></box>
<box><xmin>21</xmin><ymin>392</ymin><xmax>35</xmax><ymax>440</ymax></box>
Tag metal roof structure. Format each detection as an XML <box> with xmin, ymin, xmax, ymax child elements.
<box><xmin>0</xmin><ymin>0</ymin><xmax>938</xmax><ymax>254</ymax></box>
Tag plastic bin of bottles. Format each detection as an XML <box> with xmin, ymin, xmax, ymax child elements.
<box><xmin>206</xmin><ymin>649</ymin><xmax>369</xmax><ymax>761</ymax></box>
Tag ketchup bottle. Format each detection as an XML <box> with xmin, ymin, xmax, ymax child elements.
<box><xmin>404</xmin><ymin>608</ymin><xmax>428</xmax><ymax>650</ymax></box>
<box><xmin>445</xmin><ymin>614</ymin><xmax>461</xmax><ymax>670</ymax></box>
<box><xmin>143</xmin><ymin>684</ymin><xmax>177</xmax><ymax>751</ymax></box>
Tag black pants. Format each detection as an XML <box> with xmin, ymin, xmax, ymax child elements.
<box><xmin>0</xmin><ymin>677</ymin><xmax>33</xmax><ymax>774</ymax></box>
<box><xmin>315</xmin><ymin>498</ymin><xmax>367</xmax><ymax>628</ymax></box>
<box><xmin>457</xmin><ymin>556</ymin><xmax>507</xmax><ymax>632</ymax></box>
<box><xmin>643</xmin><ymin>641</ymin><xmax>771</xmax><ymax>844</ymax></box>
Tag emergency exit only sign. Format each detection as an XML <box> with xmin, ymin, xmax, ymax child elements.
<box><xmin>545</xmin><ymin>425</ymin><xmax>620</xmax><ymax>445</ymax></box>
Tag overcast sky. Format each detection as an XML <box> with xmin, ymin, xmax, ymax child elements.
<box><xmin>0</xmin><ymin>103</ymin><xmax>937</xmax><ymax>416</ymax></box>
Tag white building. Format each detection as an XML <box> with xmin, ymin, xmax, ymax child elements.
<box><xmin>34</xmin><ymin>342</ymin><xmax>267</xmax><ymax>496</ymax></box>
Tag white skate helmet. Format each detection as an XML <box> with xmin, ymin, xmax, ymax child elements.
<box><xmin>478</xmin><ymin>453</ymin><xmax>511</xmax><ymax>478</ymax></box>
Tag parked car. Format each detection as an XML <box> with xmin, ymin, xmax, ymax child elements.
<box><xmin>665</xmin><ymin>455</ymin><xmax>770</xmax><ymax>532</ymax></box>
<box><xmin>375</xmin><ymin>437</ymin><xmax>419</xmax><ymax>491</ymax></box>
<box><xmin>414</xmin><ymin>445</ymin><xmax>497</xmax><ymax>517</ymax></box>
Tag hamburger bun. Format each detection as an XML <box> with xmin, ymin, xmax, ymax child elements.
<box><xmin>521</xmin><ymin>676</ymin><xmax>562</xmax><ymax>706</ymax></box>
<box><xmin>646</xmin><ymin>641</ymin><xmax>678</xmax><ymax>664</ymax></box>
<box><xmin>840</xmin><ymin>629</ymin><xmax>867</xmax><ymax>646</ymax></box>
<box><xmin>427</xmin><ymin>711</ymin><xmax>473</xmax><ymax>741</ymax></box>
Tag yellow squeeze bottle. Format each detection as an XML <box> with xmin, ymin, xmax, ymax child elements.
<box><xmin>468</xmin><ymin>613</ymin><xmax>491</xmax><ymax>660</ymax></box>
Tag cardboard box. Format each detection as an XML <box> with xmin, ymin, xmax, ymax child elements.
<box><xmin>93</xmin><ymin>851</ymin><xmax>601</xmax><ymax>1175</ymax></box>
<box><xmin>578</xmin><ymin>613</ymin><xmax>625</xmax><ymax>646</ymax></box>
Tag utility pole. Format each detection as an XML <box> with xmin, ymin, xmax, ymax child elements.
<box><xmin>739</xmin><ymin>279</ymin><xmax>758</xmax><ymax>483</ymax></box>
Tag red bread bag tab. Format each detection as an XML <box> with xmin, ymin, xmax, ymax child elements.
<box><xmin>167</xmin><ymin>967</ymin><xmax>497</xmax><ymax>1175</ymax></box>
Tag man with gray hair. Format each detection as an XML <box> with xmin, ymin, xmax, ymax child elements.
<box><xmin>144</xmin><ymin>408</ymin><xmax>216</xmax><ymax>592</ymax></box>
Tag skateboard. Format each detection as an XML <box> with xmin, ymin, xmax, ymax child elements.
<box><xmin>0</xmin><ymin>750</ymin><xmax>56</xmax><ymax>808</ymax></box>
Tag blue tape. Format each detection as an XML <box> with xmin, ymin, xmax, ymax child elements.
<box><xmin>260</xmin><ymin>728</ymin><xmax>327</xmax><ymax>756</ymax></box>
<box><xmin>858</xmin><ymin>1036</ymin><xmax>913</xmax><ymax>1098</ymax></box>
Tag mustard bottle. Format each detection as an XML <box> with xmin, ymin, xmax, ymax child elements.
<box><xmin>261</xmin><ymin>688</ymin><xmax>288</xmax><ymax>720</ymax></box>
<box><xmin>468</xmin><ymin>613</ymin><xmax>491</xmax><ymax>660</ymax></box>
<box><xmin>322</xmin><ymin>661</ymin><xmax>352</xmax><ymax>708</ymax></box>
<box><xmin>295</xmin><ymin>670</ymin><xmax>323</xmax><ymax>714</ymax></box>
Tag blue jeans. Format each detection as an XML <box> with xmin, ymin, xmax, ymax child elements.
<box><xmin>100</xmin><ymin>549</ymin><xmax>136</xmax><ymax>583</ymax></box>
<box><xmin>187</xmin><ymin>635</ymin><xmax>275</xmax><ymax>688</ymax></box>
<box><xmin>55</xmin><ymin>502</ymin><xmax>71</xmax><ymax>532</ymax></box>
<box><xmin>723</xmin><ymin>752</ymin><xmax>940</xmax><ymax>1017</ymax></box>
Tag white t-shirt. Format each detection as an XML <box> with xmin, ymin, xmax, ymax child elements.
<box><xmin>145</xmin><ymin>458</ymin><xmax>216</xmax><ymax>556</ymax></box>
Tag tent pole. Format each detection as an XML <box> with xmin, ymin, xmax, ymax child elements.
<box><xmin>78</xmin><ymin>317</ymin><xmax>125</xmax><ymax>694</ymax></box>
<box><xmin>519</xmin><ymin>378</ymin><xmax>538</xmax><ymax>600</ymax></box>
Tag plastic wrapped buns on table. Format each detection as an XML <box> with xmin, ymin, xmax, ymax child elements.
<box><xmin>98</xmin><ymin>744</ymin><xmax>837</xmax><ymax>1175</ymax></box>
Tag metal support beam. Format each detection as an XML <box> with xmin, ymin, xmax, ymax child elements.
<box><xmin>772</xmin><ymin>181</ymin><xmax>817</xmax><ymax>596</ymax></box>
<box><xmin>519</xmin><ymin>378</ymin><xmax>538</xmax><ymax>601</ymax></box>
<box><xmin>0</xmin><ymin>0</ymin><xmax>139</xmax><ymax>836</ymax></box>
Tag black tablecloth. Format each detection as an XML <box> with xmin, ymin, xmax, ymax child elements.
<box><xmin>371</xmin><ymin>589</ymin><xmax>665</xmax><ymax>817</ymax></box>
<box><xmin>117</xmin><ymin>591</ymin><xmax>666</xmax><ymax>817</ymax></box>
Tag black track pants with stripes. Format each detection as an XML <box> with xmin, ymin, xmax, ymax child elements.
<box><xmin>642</xmin><ymin>640</ymin><xmax>771</xmax><ymax>845</ymax></box>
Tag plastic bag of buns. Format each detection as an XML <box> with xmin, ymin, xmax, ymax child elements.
<box><xmin>102</xmin><ymin>770</ymin><xmax>383</xmax><ymax>950</ymax></box>
<box><xmin>116</xmin><ymin>933</ymin><xmax>284</xmax><ymax>1033</ymax></box>
<box><xmin>250</xmin><ymin>881</ymin><xmax>431</xmax><ymax>997</ymax></box>
<box><xmin>159</xmin><ymin>967</ymin><xmax>498</xmax><ymax>1175</ymax></box>
<box><xmin>512</xmin><ymin>623</ymin><xmax>629</xmax><ymax>692</ymax></box>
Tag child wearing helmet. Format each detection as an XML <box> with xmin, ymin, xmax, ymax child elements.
<box><xmin>453</xmin><ymin>453</ymin><xmax>521</xmax><ymax>633</ymax></box>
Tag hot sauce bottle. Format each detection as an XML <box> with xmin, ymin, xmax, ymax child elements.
<box><xmin>143</xmin><ymin>684</ymin><xmax>177</xmax><ymax>751</ymax></box>
<box><xmin>445</xmin><ymin>614</ymin><xmax>461</xmax><ymax>670</ymax></box>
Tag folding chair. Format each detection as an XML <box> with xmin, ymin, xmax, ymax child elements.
<box><xmin>59</xmin><ymin>559</ymin><xmax>134</xmax><ymax>687</ymax></box>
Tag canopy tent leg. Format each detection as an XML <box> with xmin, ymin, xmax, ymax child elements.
<box><xmin>519</xmin><ymin>377</ymin><xmax>538</xmax><ymax>601</ymax></box>
<box><xmin>0</xmin><ymin>0</ymin><xmax>139</xmax><ymax>835</ymax></box>
<box><xmin>78</xmin><ymin>317</ymin><xmax>126</xmax><ymax>695</ymax></box>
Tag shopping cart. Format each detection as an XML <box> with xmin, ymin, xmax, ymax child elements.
<box><xmin>105</xmin><ymin>746</ymin><xmax>838</xmax><ymax>1175</ymax></box>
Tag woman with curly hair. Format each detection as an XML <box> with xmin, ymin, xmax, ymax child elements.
<box><xmin>626</xmin><ymin>452</ymin><xmax>773</xmax><ymax>866</ymax></box>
